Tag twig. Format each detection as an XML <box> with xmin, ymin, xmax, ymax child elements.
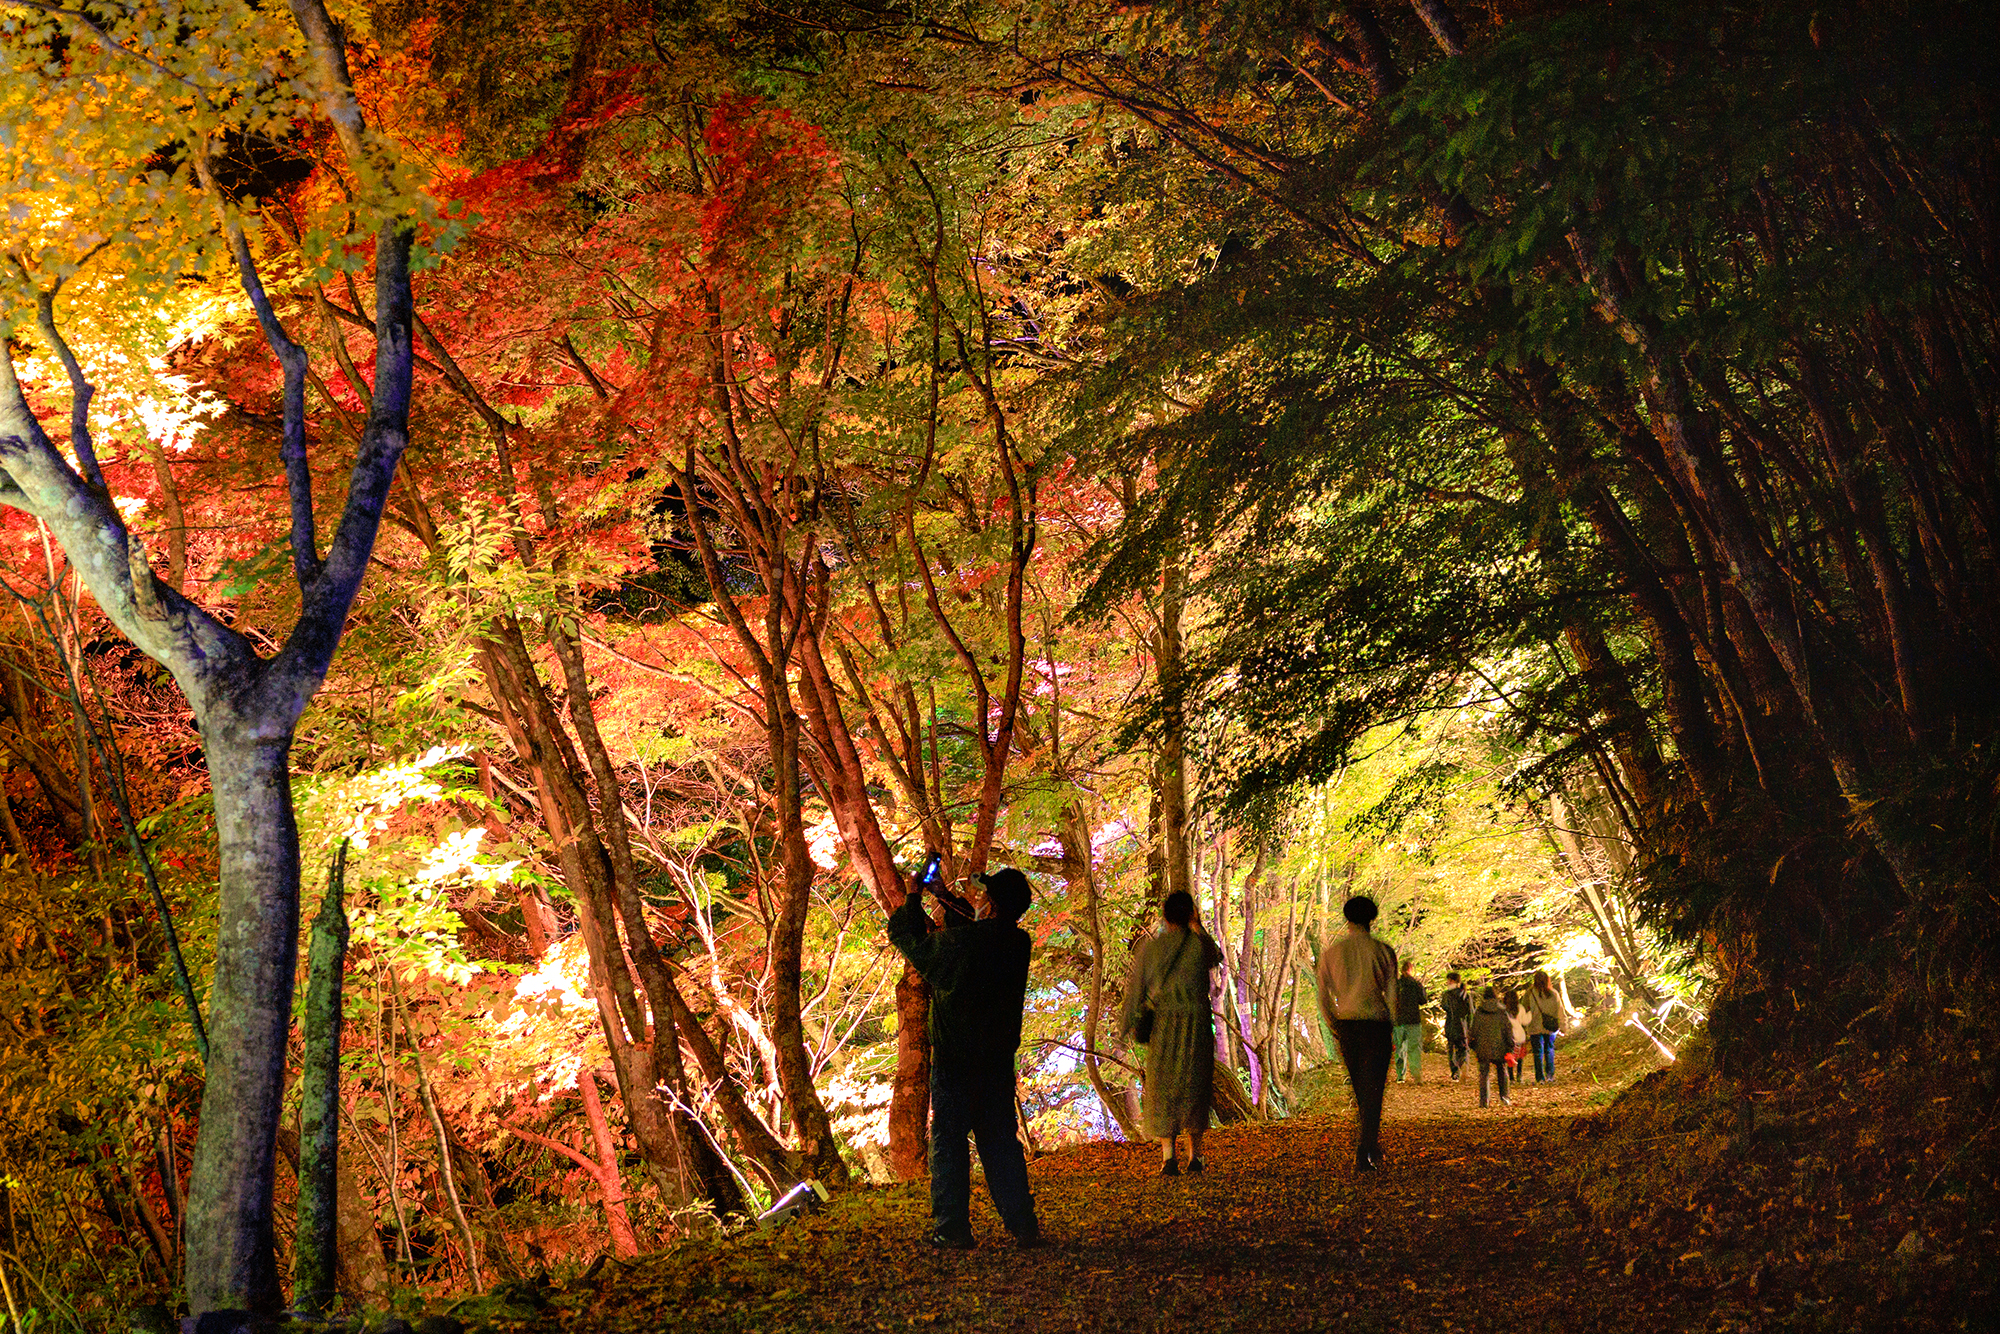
<box><xmin>1029</xmin><ymin>1038</ymin><xmax>1141</xmax><ymax>1075</ymax></box>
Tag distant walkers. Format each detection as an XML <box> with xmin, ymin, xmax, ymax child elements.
<box><xmin>1121</xmin><ymin>890</ymin><xmax>1224</xmax><ymax>1176</ymax></box>
<box><xmin>1528</xmin><ymin>970</ymin><xmax>1566</xmax><ymax>1083</ymax></box>
<box><xmin>1393</xmin><ymin>959</ymin><xmax>1427</xmax><ymax>1084</ymax></box>
<box><xmin>1440</xmin><ymin>971</ymin><xmax>1473</xmax><ymax>1082</ymax></box>
<box><xmin>888</xmin><ymin>863</ymin><xmax>1044</xmax><ymax>1250</ymax></box>
<box><xmin>1503</xmin><ymin>986</ymin><xmax>1530</xmax><ymax>1086</ymax></box>
<box><xmin>1467</xmin><ymin>985</ymin><xmax>1514</xmax><ymax>1108</ymax></box>
<box><xmin>1315</xmin><ymin>896</ymin><xmax>1398</xmax><ymax>1172</ymax></box>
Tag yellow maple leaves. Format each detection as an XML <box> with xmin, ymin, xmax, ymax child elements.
<box><xmin>0</xmin><ymin>2</ymin><xmax>302</xmax><ymax>325</ymax></box>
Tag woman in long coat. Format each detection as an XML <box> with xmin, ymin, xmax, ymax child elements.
<box><xmin>1121</xmin><ymin>890</ymin><xmax>1224</xmax><ymax>1175</ymax></box>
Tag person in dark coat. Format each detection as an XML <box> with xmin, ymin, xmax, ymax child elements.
<box><xmin>1440</xmin><ymin>970</ymin><xmax>1473</xmax><ymax>1082</ymax></box>
<box><xmin>1467</xmin><ymin>985</ymin><xmax>1514</xmax><ymax>1108</ymax></box>
<box><xmin>888</xmin><ymin>865</ymin><xmax>1044</xmax><ymax>1249</ymax></box>
<box><xmin>1392</xmin><ymin>959</ymin><xmax>1428</xmax><ymax>1084</ymax></box>
<box><xmin>1121</xmin><ymin>890</ymin><xmax>1223</xmax><ymax>1175</ymax></box>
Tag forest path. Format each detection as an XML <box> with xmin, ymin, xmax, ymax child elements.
<box><xmin>476</xmin><ymin>1027</ymin><xmax>1743</xmax><ymax>1334</ymax></box>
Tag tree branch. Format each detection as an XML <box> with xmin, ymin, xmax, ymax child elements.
<box><xmin>25</xmin><ymin>261</ymin><xmax>109</xmax><ymax>491</ymax></box>
<box><xmin>264</xmin><ymin>221</ymin><xmax>415</xmax><ymax>714</ymax></box>
<box><xmin>190</xmin><ymin>149</ymin><xmax>321</xmax><ymax>591</ymax></box>
<box><xmin>0</xmin><ymin>346</ymin><xmax>247</xmax><ymax>698</ymax></box>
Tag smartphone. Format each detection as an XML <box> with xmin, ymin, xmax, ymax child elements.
<box><xmin>916</xmin><ymin>851</ymin><xmax>942</xmax><ymax>893</ymax></box>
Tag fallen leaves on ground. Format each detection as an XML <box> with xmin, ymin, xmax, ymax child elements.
<box><xmin>441</xmin><ymin>1031</ymin><xmax>1992</xmax><ymax>1334</ymax></box>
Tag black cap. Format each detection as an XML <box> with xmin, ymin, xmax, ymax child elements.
<box><xmin>974</xmin><ymin>867</ymin><xmax>1032</xmax><ymax>921</ymax></box>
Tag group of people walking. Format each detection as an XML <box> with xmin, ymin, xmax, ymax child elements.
<box><xmin>1314</xmin><ymin>896</ymin><xmax>1574</xmax><ymax>1169</ymax></box>
<box><xmin>1444</xmin><ymin>969</ymin><xmax>1567</xmax><ymax>1106</ymax></box>
<box><xmin>1119</xmin><ymin>889</ymin><xmax>1576</xmax><ymax>1179</ymax></box>
<box><xmin>887</xmin><ymin>866</ymin><xmax>1577</xmax><ymax>1249</ymax></box>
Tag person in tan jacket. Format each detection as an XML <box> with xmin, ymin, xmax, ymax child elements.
<box><xmin>1315</xmin><ymin>896</ymin><xmax>1398</xmax><ymax>1172</ymax></box>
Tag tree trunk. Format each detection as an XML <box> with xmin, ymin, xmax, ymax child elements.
<box><xmin>334</xmin><ymin>1139</ymin><xmax>389</xmax><ymax>1296</ymax></box>
<box><xmin>1157</xmin><ymin>559</ymin><xmax>1192</xmax><ymax>903</ymax></box>
<box><xmin>578</xmin><ymin>1069</ymin><xmax>639</xmax><ymax>1258</ymax></box>
<box><xmin>1061</xmin><ymin>800</ymin><xmax>1141</xmax><ymax>1141</ymax></box>
<box><xmin>292</xmin><ymin>845</ymin><xmax>348</xmax><ymax>1315</ymax></box>
<box><xmin>185</xmin><ymin>734</ymin><xmax>300</xmax><ymax>1319</ymax></box>
<box><xmin>477</xmin><ymin>634</ymin><xmax>750</xmax><ymax>1212</ymax></box>
<box><xmin>889</xmin><ymin>966</ymin><xmax>931</xmax><ymax>1180</ymax></box>
<box><xmin>769</xmin><ymin>772</ymin><xmax>847</xmax><ymax>1182</ymax></box>
<box><xmin>394</xmin><ymin>976</ymin><xmax>483</xmax><ymax>1290</ymax></box>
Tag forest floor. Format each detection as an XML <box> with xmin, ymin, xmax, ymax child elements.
<box><xmin>440</xmin><ymin>1015</ymin><xmax>1994</xmax><ymax>1334</ymax></box>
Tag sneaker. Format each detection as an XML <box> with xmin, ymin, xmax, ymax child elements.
<box><xmin>928</xmin><ymin>1230</ymin><xmax>975</xmax><ymax>1250</ymax></box>
<box><xmin>1186</xmin><ymin>1157</ymin><xmax>1205</xmax><ymax>1174</ymax></box>
<box><xmin>1014</xmin><ymin>1231</ymin><xmax>1049</xmax><ymax>1250</ymax></box>
<box><xmin>1355</xmin><ymin>1157</ymin><xmax>1377</xmax><ymax>1173</ymax></box>
<box><xmin>1501</xmin><ymin>1095</ymin><xmax>1514</xmax><ymax>1107</ymax></box>
<box><xmin>1160</xmin><ymin>1158</ymin><xmax>1180</xmax><ymax>1177</ymax></box>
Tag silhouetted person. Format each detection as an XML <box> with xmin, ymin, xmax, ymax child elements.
<box><xmin>889</xmin><ymin>866</ymin><xmax>1044</xmax><ymax>1249</ymax></box>
<box><xmin>1468</xmin><ymin>985</ymin><xmax>1513</xmax><ymax>1108</ymax></box>
<box><xmin>1392</xmin><ymin>958</ymin><xmax>1427</xmax><ymax>1084</ymax></box>
<box><xmin>1315</xmin><ymin>895</ymin><xmax>1397</xmax><ymax>1171</ymax></box>
<box><xmin>1441</xmin><ymin>970</ymin><xmax>1473</xmax><ymax>1081</ymax></box>
<box><xmin>1121</xmin><ymin>889</ymin><xmax>1223</xmax><ymax>1175</ymax></box>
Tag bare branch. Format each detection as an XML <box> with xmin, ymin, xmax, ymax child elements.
<box><xmin>190</xmin><ymin>150</ymin><xmax>321</xmax><ymax>590</ymax></box>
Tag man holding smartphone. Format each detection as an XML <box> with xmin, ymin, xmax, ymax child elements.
<box><xmin>887</xmin><ymin>857</ymin><xmax>1045</xmax><ymax>1249</ymax></box>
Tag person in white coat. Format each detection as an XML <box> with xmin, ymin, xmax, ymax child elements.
<box><xmin>1315</xmin><ymin>896</ymin><xmax>1398</xmax><ymax>1172</ymax></box>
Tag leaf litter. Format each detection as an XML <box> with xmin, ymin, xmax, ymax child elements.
<box><xmin>434</xmin><ymin>1021</ymin><xmax>1992</xmax><ymax>1333</ymax></box>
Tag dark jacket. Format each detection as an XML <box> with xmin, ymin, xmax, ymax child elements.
<box><xmin>1394</xmin><ymin>975</ymin><xmax>1428</xmax><ymax>1026</ymax></box>
<box><xmin>1468</xmin><ymin>997</ymin><xmax>1513</xmax><ymax>1062</ymax></box>
<box><xmin>888</xmin><ymin>896</ymin><xmax>1032</xmax><ymax>1075</ymax></box>
<box><xmin>1441</xmin><ymin>985</ymin><xmax>1473</xmax><ymax>1038</ymax></box>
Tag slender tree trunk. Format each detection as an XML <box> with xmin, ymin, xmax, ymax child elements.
<box><xmin>145</xmin><ymin>442</ymin><xmax>188</xmax><ymax>591</ymax></box>
<box><xmin>578</xmin><ymin>1069</ymin><xmax>639</xmax><ymax>1258</ymax></box>
<box><xmin>393</xmin><ymin>975</ymin><xmax>483</xmax><ymax>1291</ymax></box>
<box><xmin>1061</xmin><ymin>800</ymin><xmax>1141</xmax><ymax>1140</ymax></box>
<box><xmin>292</xmin><ymin>845</ymin><xmax>348</xmax><ymax>1315</ymax></box>
<box><xmin>1157</xmin><ymin>559</ymin><xmax>1192</xmax><ymax>903</ymax></box>
<box><xmin>769</xmin><ymin>762</ymin><xmax>846</xmax><ymax>1181</ymax></box>
<box><xmin>477</xmin><ymin>636</ymin><xmax>748</xmax><ymax>1211</ymax></box>
<box><xmin>1234</xmin><ymin>855</ymin><xmax>1263</xmax><ymax>1105</ymax></box>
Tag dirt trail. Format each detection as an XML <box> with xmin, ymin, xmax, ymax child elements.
<box><xmin>470</xmin><ymin>1037</ymin><xmax>1728</xmax><ymax>1334</ymax></box>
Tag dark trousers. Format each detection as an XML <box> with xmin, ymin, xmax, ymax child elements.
<box><xmin>1477</xmin><ymin>1056</ymin><xmax>1509</xmax><ymax>1106</ymax></box>
<box><xmin>1446</xmin><ymin>1026</ymin><xmax>1469</xmax><ymax>1078</ymax></box>
<box><xmin>1333</xmin><ymin>1019</ymin><xmax>1393</xmax><ymax>1165</ymax></box>
<box><xmin>1529</xmin><ymin>1031</ymin><xmax>1555</xmax><ymax>1081</ymax></box>
<box><xmin>930</xmin><ymin>1064</ymin><xmax>1038</xmax><ymax>1241</ymax></box>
